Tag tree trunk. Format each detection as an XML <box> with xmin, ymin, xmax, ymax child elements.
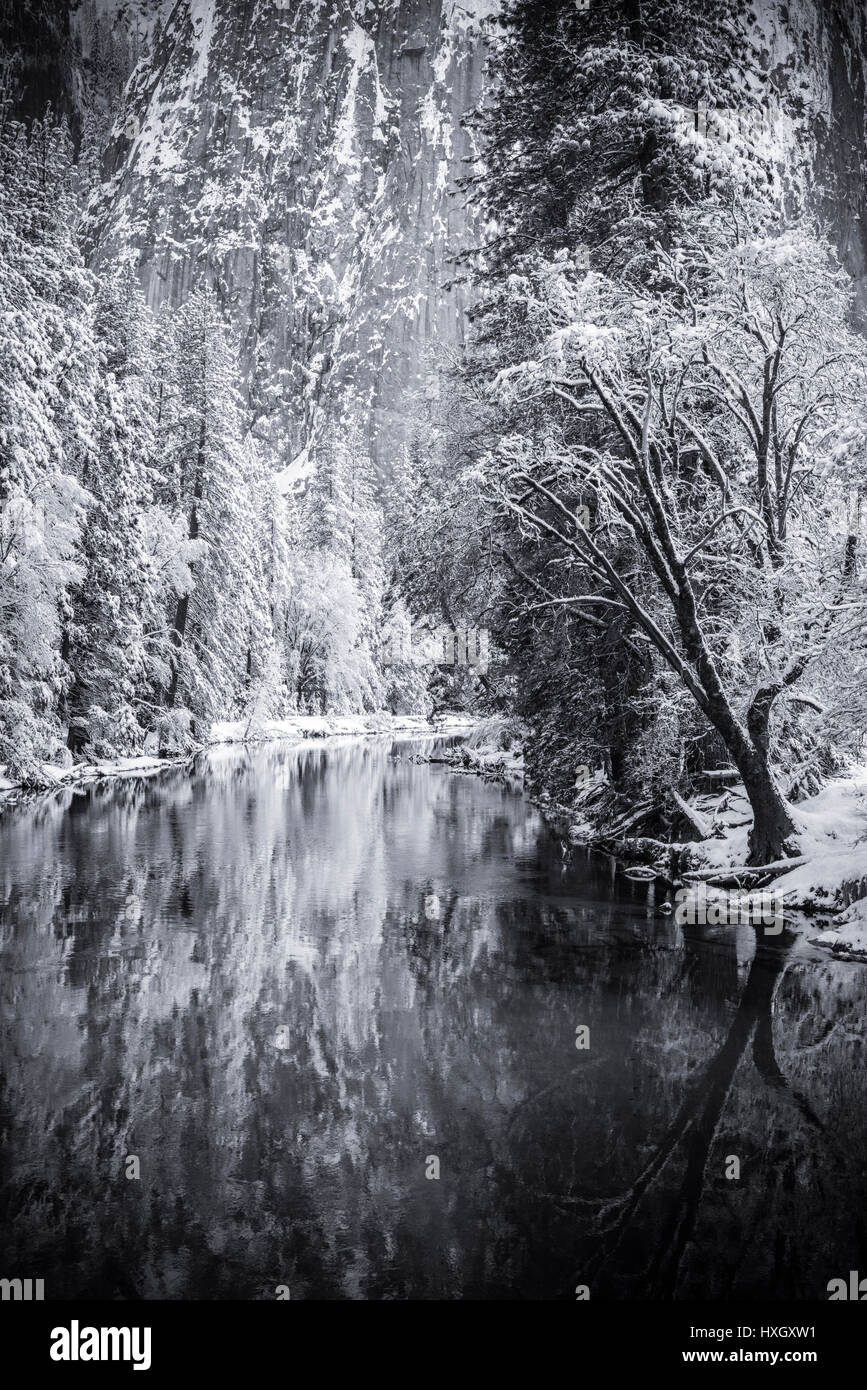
<box><xmin>693</xmin><ymin>679</ymin><xmax>796</xmax><ymax>866</ymax></box>
<box><xmin>165</xmin><ymin>500</ymin><xmax>197</xmax><ymax>709</ymax></box>
<box><xmin>734</xmin><ymin>746</ymin><xmax>796</xmax><ymax>865</ymax></box>
<box><xmin>740</xmin><ymin>682</ymin><xmax>797</xmax><ymax>863</ymax></box>
<box><xmin>165</xmin><ymin>589</ymin><xmax>190</xmax><ymax>709</ymax></box>
<box><xmin>166</xmin><ymin>417</ymin><xmax>206</xmax><ymax>708</ymax></box>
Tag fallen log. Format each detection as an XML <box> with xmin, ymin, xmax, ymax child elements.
<box><xmin>672</xmin><ymin>790</ymin><xmax>712</xmax><ymax>840</ymax></box>
<box><xmin>606</xmin><ymin>801</ymin><xmax>656</xmax><ymax>836</ymax></box>
<box><xmin>622</xmin><ymin>865</ymin><xmax>660</xmax><ymax>882</ymax></box>
<box><xmin>681</xmin><ymin>855</ymin><xmax>808</xmax><ymax>889</ymax></box>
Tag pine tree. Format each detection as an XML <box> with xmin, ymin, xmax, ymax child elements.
<box><xmin>0</xmin><ymin>113</ymin><xmax>95</xmax><ymax>778</ymax></box>
<box><xmin>295</xmin><ymin>422</ymin><xmax>387</xmax><ymax>711</ymax></box>
<box><xmin>64</xmin><ymin>265</ymin><xmax>172</xmax><ymax>755</ymax></box>
<box><xmin>156</xmin><ymin>288</ymin><xmax>272</xmax><ymax>736</ymax></box>
<box><xmin>465</xmin><ymin>0</ymin><xmax>761</xmax><ymax>285</ymax></box>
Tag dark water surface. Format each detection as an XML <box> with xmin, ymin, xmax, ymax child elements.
<box><xmin>1</xmin><ymin>737</ymin><xmax>866</xmax><ymax>1300</ymax></box>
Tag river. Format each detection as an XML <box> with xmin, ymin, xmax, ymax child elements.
<box><xmin>1</xmin><ymin>735</ymin><xmax>865</xmax><ymax>1300</ymax></box>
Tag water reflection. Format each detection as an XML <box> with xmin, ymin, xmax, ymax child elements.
<box><xmin>0</xmin><ymin>737</ymin><xmax>865</xmax><ymax>1299</ymax></box>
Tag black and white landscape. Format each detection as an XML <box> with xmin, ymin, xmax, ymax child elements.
<box><xmin>1</xmin><ymin>0</ymin><xmax>867</xmax><ymax>1307</ymax></box>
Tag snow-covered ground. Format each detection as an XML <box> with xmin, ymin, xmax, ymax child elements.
<box><xmin>562</xmin><ymin>764</ymin><xmax>867</xmax><ymax>958</ymax></box>
<box><xmin>0</xmin><ymin>753</ymin><xmax>188</xmax><ymax>799</ymax></box>
<box><xmin>773</xmin><ymin>775</ymin><xmax>867</xmax><ymax>957</ymax></box>
<box><xmin>678</xmin><ymin>771</ymin><xmax>867</xmax><ymax>938</ymax></box>
<box><xmin>424</xmin><ymin>740</ymin><xmax>525</xmax><ymax>782</ymax></box>
<box><xmin>410</xmin><ymin>714</ymin><xmax>526</xmax><ymax>784</ymax></box>
<box><xmin>209</xmin><ymin>713</ymin><xmax>474</xmax><ymax>744</ymax></box>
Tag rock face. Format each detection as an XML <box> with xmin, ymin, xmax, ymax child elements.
<box><xmin>1</xmin><ymin>0</ymin><xmax>82</xmax><ymax>138</ymax></box>
<box><xmin>10</xmin><ymin>1</ymin><xmax>867</xmax><ymax>463</ymax></box>
<box><xmin>89</xmin><ymin>0</ymin><xmax>495</xmax><ymax>469</ymax></box>
<box><xmin>752</xmin><ymin>0</ymin><xmax>867</xmax><ymax>321</ymax></box>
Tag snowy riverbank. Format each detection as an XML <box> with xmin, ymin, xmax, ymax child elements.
<box><xmin>209</xmin><ymin>712</ymin><xmax>475</xmax><ymax>745</ymax></box>
<box><xmin>0</xmin><ymin>713</ymin><xmax>477</xmax><ymax>809</ymax></box>
<box><xmin>434</xmin><ymin>726</ymin><xmax>867</xmax><ymax>957</ymax></box>
<box><xmin>409</xmin><ymin>715</ymin><xmax>526</xmax><ymax>785</ymax></box>
<box><xmin>564</xmin><ymin>767</ymin><xmax>867</xmax><ymax>960</ymax></box>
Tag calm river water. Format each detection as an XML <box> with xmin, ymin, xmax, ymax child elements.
<box><xmin>1</xmin><ymin>736</ymin><xmax>865</xmax><ymax>1299</ymax></box>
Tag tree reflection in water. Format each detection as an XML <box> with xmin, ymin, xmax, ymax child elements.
<box><xmin>0</xmin><ymin>738</ymin><xmax>865</xmax><ymax>1299</ymax></box>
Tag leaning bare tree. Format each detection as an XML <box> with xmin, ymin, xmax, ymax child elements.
<box><xmin>488</xmin><ymin>205</ymin><xmax>865</xmax><ymax>863</ymax></box>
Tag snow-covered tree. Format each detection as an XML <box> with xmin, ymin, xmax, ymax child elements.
<box><xmin>282</xmin><ymin>549</ymin><xmax>380</xmax><ymax>713</ymax></box>
<box><xmin>483</xmin><ymin>206</ymin><xmax>867</xmax><ymax>862</ymax></box>
<box><xmin>64</xmin><ymin>265</ymin><xmax>185</xmax><ymax>755</ymax></box>
<box><xmin>292</xmin><ymin>422</ymin><xmax>387</xmax><ymax>711</ymax></box>
<box><xmin>0</xmin><ymin>113</ymin><xmax>95</xmax><ymax>777</ymax></box>
<box><xmin>156</xmin><ymin>288</ymin><xmax>272</xmax><ymax>734</ymax></box>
